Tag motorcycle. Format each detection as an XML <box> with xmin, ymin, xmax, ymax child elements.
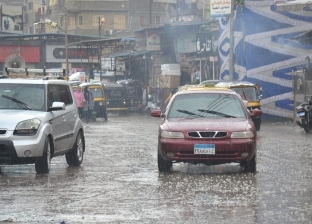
<box><xmin>296</xmin><ymin>98</ymin><xmax>312</xmax><ymax>133</ymax></box>
<box><xmin>144</xmin><ymin>94</ymin><xmax>160</xmax><ymax>115</ymax></box>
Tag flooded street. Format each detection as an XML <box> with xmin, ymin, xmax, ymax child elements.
<box><xmin>0</xmin><ymin>114</ymin><xmax>312</xmax><ymax>223</ymax></box>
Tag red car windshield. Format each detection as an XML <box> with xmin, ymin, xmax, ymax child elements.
<box><xmin>167</xmin><ymin>93</ymin><xmax>246</xmax><ymax>119</ymax></box>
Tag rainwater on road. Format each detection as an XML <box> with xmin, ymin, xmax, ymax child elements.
<box><xmin>0</xmin><ymin>114</ymin><xmax>311</xmax><ymax>224</ymax></box>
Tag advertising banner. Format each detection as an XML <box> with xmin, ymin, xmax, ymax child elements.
<box><xmin>0</xmin><ymin>46</ymin><xmax>40</xmax><ymax>62</ymax></box>
<box><xmin>1</xmin><ymin>6</ymin><xmax>23</xmax><ymax>34</ymax></box>
<box><xmin>210</xmin><ymin>0</ymin><xmax>232</xmax><ymax>17</ymax></box>
<box><xmin>46</xmin><ymin>45</ymin><xmax>98</xmax><ymax>63</ymax></box>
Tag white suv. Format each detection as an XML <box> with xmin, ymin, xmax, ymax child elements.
<box><xmin>0</xmin><ymin>78</ymin><xmax>85</xmax><ymax>174</ymax></box>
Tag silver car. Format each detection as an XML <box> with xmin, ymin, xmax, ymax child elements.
<box><xmin>0</xmin><ymin>79</ymin><xmax>85</xmax><ymax>174</ymax></box>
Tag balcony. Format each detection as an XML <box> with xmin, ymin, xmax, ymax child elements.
<box><xmin>64</xmin><ymin>0</ymin><xmax>129</xmax><ymax>13</ymax></box>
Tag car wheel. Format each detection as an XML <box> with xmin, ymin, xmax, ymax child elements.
<box><xmin>35</xmin><ymin>137</ymin><xmax>52</xmax><ymax>174</ymax></box>
<box><xmin>244</xmin><ymin>153</ymin><xmax>256</xmax><ymax>173</ymax></box>
<box><xmin>158</xmin><ymin>148</ymin><xmax>172</xmax><ymax>172</ymax></box>
<box><xmin>66</xmin><ymin>130</ymin><xmax>85</xmax><ymax>166</ymax></box>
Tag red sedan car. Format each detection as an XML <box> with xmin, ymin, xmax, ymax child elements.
<box><xmin>152</xmin><ymin>85</ymin><xmax>262</xmax><ymax>173</ymax></box>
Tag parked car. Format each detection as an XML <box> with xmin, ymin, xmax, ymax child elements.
<box><xmin>151</xmin><ymin>85</ymin><xmax>262</xmax><ymax>173</ymax></box>
<box><xmin>0</xmin><ymin>76</ymin><xmax>85</xmax><ymax>174</ymax></box>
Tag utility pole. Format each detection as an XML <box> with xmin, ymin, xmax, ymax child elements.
<box><xmin>65</xmin><ymin>8</ymin><xmax>69</xmax><ymax>77</ymax></box>
<box><xmin>150</xmin><ymin>0</ymin><xmax>152</xmax><ymax>24</ymax></box>
<box><xmin>229</xmin><ymin>0</ymin><xmax>235</xmax><ymax>80</ymax></box>
<box><xmin>98</xmin><ymin>16</ymin><xmax>106</xmax><ymax>37</ymax></box>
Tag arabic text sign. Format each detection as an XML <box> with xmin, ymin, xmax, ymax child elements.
<box><xmin>146</xmin><ymin>30</ymin><xmax>161</xmax><ymax>51</ymax></box>
<box><xmin>210</xmin><ymin>0</ymin><xmax>232</xmax><ymax>17</ymax></box>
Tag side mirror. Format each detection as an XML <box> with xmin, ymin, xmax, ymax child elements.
<box><xmin>48</xmin><ymin>102</ymin><xmax>65</xmax><ymax>111</ymax></box>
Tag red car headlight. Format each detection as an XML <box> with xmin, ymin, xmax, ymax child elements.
<box><xmin>161</xmin><ymin>131</ymin><xmax>184</xmax><ymax>139</ymax></box>
<box><xmin>231</xmin><ymin>131</ymin><xmax>254</xmax><ymax>138</ymax></box>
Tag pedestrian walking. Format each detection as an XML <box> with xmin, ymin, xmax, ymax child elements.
<box><xmin>83</xmin><ymin>86</ymin><xmax>94</xmax><ymax>125</ymax></box>
<box><xmin>74</xmin><ymin>86</ymin><xmax>85</xmax><ymax>119</ymax></box>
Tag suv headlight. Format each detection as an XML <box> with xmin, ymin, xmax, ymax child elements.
<box><xmin>161</xmin><ymin>131</ymin><xmax>184</xmax><ymax>139</ymax></box>
<box><xmin>231</xmin><ymin>131</ymin><xmax>254</xmax><ymax>138</ymax></box>
<box><xmin>14</xmin><ymin>118</ymin><xmax>41</xmax><ymax>135</ymax></box>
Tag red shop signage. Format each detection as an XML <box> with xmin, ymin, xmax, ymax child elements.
<box><xmin>0</xmin><ymin>46</ymin><xmax>40</xmax><ymax>63</ymax></box>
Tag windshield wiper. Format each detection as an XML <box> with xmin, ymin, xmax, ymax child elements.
<box><xmin>2</xmin><ymin>95</ymin><xmax>32</xmax><ymax>110</ymax></box>
<box><xmin>198</xmin><ymin>109</ymin><xmax>236</xmax><ymax>118</ymax></box>
<box><xmin>177</xmin><ymin>109</ymin><xmax>204</xmax><ymax>117</ymax></box>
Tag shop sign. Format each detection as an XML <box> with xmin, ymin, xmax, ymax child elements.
<box><xmin>196</xmin><ymin>31</ymin><xmax>218</xmax><ymax>57</ymax></box>
<box><xmin>46</xmin><ymin>45</ymin><xmax>98</xmax><ymax>63</ymax></box>
<box><xmin>146</xmin><ymin>30</ymin><xmax>161</xmax><ymax>51</ymax></box>
<box><xmin>175</xmin><ymin>33</ymin><xmax>197</xmax><ymax>54</ymax></box>
<box><xmin>0</xmin><ymin>46</ymin><xmax>40</xmax><ymax>62</ymax></box>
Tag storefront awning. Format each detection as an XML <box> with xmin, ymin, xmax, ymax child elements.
<box><xmin>108</xmin><ymin>50</ymin><xmax>150</xmax><ymax>58</ymax></box>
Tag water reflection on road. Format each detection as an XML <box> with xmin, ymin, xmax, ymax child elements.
<box><xmin>0</xmin><ymin>116</ymin><xmax>311</xmax><ymax>223</ymax></box>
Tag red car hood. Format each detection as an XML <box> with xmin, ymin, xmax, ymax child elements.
<box><xmin>163</xmin><ymin>118</ymin><xmax>251</xmax><ymax>132</ymax></box>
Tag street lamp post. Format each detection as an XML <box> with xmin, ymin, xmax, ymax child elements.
<box><xmin>98</xmin><ymin>16</ymin><xmax>106</xmax><ymax>37</ymax></box>
<box><xmin>45</xmin><ymin>13</ymin><xmax>68</xmax><ymax>77</ymax></box>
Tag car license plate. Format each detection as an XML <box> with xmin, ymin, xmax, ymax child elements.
<box><xmin>194</xmin><ymin>144</ymin><xmax>215</xmax><ymax>154</ymax></box>
<box><xmin>297</xmin><ymin>111</ymin><xmax>305</xmax><ymax>117</ymax></box>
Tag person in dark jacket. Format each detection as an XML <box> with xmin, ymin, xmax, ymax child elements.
<box><xmin>83</xmin><ymin>86</ymin><xmax>94</xmax><ymax>125</ymax></box>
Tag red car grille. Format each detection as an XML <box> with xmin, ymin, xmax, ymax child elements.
<box><xmin>188</xmin><ymin>131</ymin><xmax>227</xmax><ymax>138</ymax></box>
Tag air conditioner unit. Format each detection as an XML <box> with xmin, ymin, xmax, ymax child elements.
<box><xmin>105</xmin><ymin>29</ymin><xmax>113</xmax><ymax>36</ymax></box>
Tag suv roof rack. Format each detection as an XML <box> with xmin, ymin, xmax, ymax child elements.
<box><xmin>5</xmin><ymin>67</ymin><xmax>66</xmax><ymax>79</ymax></box>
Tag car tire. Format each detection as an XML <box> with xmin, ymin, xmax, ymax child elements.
<box><xmin>66</xmin><ymin>130</ymin><xmax>85</xmax><ymax>166</ymax></box>
<box><xmin>244</xmin><ymin>153</ymin><xmax>256</xmax><ymax>173</ymax></box>
<box><xmin>158</xmin><ymin>149</ymin><xmax>172</xmax><ymax>172</ymax></box>
<box><xmin>35</xmin><ymin>137</ymin><xmax>52</xmax><ymax>174</ymax></box>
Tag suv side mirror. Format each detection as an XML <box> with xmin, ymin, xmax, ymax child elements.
<box><xmin>48</xmin><ymin>102</ymin><xmax>65</xmax><ymax>111</ymax></box>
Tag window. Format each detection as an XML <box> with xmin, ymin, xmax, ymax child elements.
<box><xmin>140</xmin><ymin>16</ymin><xmax>146</xmax><ymax>26</ymax></box>
<box><xmin>48</xmin><ymin>85</ymin><xmax>73</xmax><ymax>108</ymax></box>
<box><xmin>50</xmin><ymin>0</ymin><xmax>57</xmax><ymax>6</ymax></box>
<box><xmin>0</xmin><ymin>84</ymin><xmax>45</xmax><ymax>111</ymax></box>
<box><xmin>68</xmin><ymin>17</ymin><xmax>75</xmax><ymax>27</ymax></box>
<box><xmin>78</xmin><ymin>16</ymin><xmax>83</xmax><ymax>26</ymax></box>
<box><xmin>114</xmin><ymin>15</ymin><xmax>125</xmax><ymax>29</ymax></box>
<box><xmin>155</xmin><ymin>16</ymin><xmax>160</xmax><ymax>24</ymax></box>
<box><xmin>168</xmin><ymin>93</ymin><xmax>245</xmax><ymax>119</ymax></box>
<box><xmin>59</xmin><ymin>85</ymin><xmax>73</xmax><ymax>105</ymax></box>
<box><xmin>28</xmin><ymin>3</ymin><xmax>33</xmax><ymax>10</ymax></box>
<box><xmin>93</xmin><ymin>15</ymin><xmax>102</xmax><ymax>26</ymax></box>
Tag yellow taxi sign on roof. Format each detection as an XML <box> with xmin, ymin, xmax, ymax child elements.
<box><xmin>178</xmin><ymin>84</ymin><xmax>231</xmax><ymax>92</ymax></box>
